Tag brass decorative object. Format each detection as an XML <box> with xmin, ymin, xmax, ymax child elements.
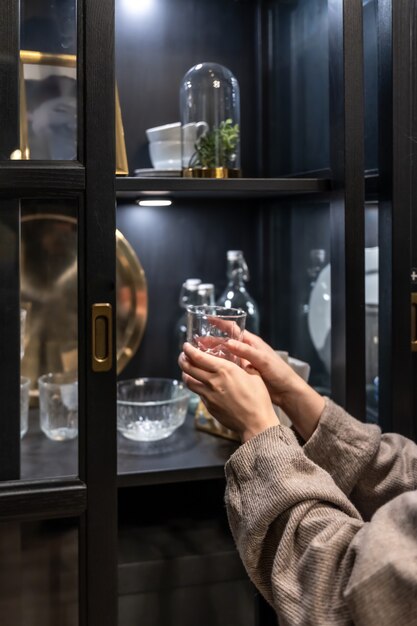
<box><xmin>194</xmin><ymin>400</ymin><xmax>239</xmax><ymax>442</ymax></box>
<box><xmin>12</xmin><ymin>50</ymin><xmax>128</xmax><ymax>175</ymax></box>
<box><xmin>92</xmin><ymin>303</ymin><xmax>113</xmax><ymax>373</ymax></box>
<box><xmin>115</xmin><ymin>229</ymin><xmax>148</xmax><ymax>371</ymax></box>
<box><xmin>182</xmin><ymin>167</ymin><xmax>241</xmax><ymax>178</ymax></box>
<box><xmin>20</xmin><ymin>214</ymin><xmax>147</xmax><ymax>397</ymax></box>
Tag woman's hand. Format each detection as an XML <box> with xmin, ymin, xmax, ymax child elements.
<box><xmin>179</xmin><ymin>342</ymin><xmax>279</xmax><ymax>443</ymax></box>
<box><xmin>226</xmin><ymin>331</ymin><xmax>325</xmax><ymax>441</ymax></box>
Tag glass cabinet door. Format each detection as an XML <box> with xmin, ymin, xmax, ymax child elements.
<box><xmin>0</xmin><ymin>0</ymin><xmax>117</xmax><ymax>625</ymax></box>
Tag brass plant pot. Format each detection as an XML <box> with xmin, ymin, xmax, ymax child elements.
<box><xmin>182</xmin><ymin>167</ymin><xmax>241</xmax><ymax>179</ymax></box>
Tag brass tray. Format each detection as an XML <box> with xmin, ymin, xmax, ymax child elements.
<box><xmin>21</xmin><ymin>214</ymin><xmax>147</xmax><ymax>392</ymax></box>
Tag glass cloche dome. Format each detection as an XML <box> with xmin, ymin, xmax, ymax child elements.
<box><xmin>179</xmin><ymin>62</ymin><xmax>241</xmax><ymax>178</ymax></box>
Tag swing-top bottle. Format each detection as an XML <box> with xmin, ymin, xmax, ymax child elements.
<box><xmin>216</xmin><ymin>250</ymin><xmax>260</xmax><ymax>334</ymax></box>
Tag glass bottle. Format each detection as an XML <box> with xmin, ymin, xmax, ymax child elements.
<box><xmin>179</xmin><ymin>62</ymin><xmax>241</xmax><ymax>178</ymax></box>
<box><xmin>196</xmin><ymin>282</ymin><xmax>216</xmax><ymax>306</ymax></box>
<box><xmin>217</xmin><ymin>250</ymin><xmax>260</xmax><ymax>334</ymax></box>
<box><xmin>175</xmin><ymin>280</ymin><xmax>216</xmax><ymax>352</ymax></box>
<box><xmin>175</xmin><ymin>279</ymin><xmax>201</xmax><ymax>354</ymax></box>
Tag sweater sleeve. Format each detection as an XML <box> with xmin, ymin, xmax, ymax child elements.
<box><xmin>225</xmin><ymin>426</ymin><xmax>417</xmax><ymax>626</ymax></box>
<box><xmin>303</xmin><ymin>398</ymin><xmax>417</xmax><ymax>519</ymax></box>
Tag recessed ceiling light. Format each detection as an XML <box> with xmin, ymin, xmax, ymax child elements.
<box><xmin>122</xmin><ymin>0</ymin><xmax>153</xmax><ymax>14</ymax></box>
<box><xmin>137</xmin><ymin>199</ymin><xmax>172</xmax><ymax>207</ymax></box>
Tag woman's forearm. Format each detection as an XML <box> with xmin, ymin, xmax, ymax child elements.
<box><xmin>277</xmin><ymin>377</ymin><xmax>325</xmax><ymax>441</ymax></box>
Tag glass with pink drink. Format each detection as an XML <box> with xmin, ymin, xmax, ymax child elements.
<box><xmin>186</xmin><ymin>305</ymin><xmax>246</xmax><ymax>362</ymax></box>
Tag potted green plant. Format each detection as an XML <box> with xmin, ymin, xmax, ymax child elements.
<box><xmin>187</xmin><ymin>118</ymin><xmax>240</xmax><ymax>177</ymax></box>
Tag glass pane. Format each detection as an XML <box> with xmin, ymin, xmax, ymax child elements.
<box><xmin>0</xmin><ymin>518</ymin><xmax>78</xmax><ymax>624</ymax></box>
<box><xmin>365</xmin><ymin>204</ymin><xmax>379</xmax><ymax>423</ymax></box>
<box><xmin>20</xmin><ymin>199</ymin><xmax>78</xmax><ymax>479</ymax></box>
<box><xmin>363</xmin><ymin>0</ymin><xmax>378</xmax><ymax>173</ymax></box>
<box><xmin>18</xmin><ymin>0</ymin><xmax>77</xmax><ymax>160</ymax></box>
<box><xmin>268</xmin><ymin>0</ymin><xmax>329</xmax><ymax>176</ymax></box>
<box><xmin>268</xmin><ymin>201</ymin><xmax>331</xmax><ymax>397</ymax></box>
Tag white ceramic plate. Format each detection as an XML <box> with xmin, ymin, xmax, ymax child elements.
<box><xmin>134</xmin><ymin>168</ymin><xmax>182</xmax><ymax>178</ymax></box>
<box><xmin>308</xmin><ymin>247</ymin><xmax>378</xmax><ymax>371</ymax></box>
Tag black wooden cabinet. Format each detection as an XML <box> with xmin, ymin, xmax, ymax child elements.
<box><xmin>0</xmin><ymin>1</ymin><xmax>416</xmax><ymax>625</ymax></box>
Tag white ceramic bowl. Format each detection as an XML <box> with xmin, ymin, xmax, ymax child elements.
<box><xmin>117</xmin><ymin>378</ymin><xmax>190</xmax><ymax>441</ymax></box>
<box><xmin>146</xmin><ymin>122</ymin><xmax>181</xmax><ymax>143</ymax></box>
<box><xmin>149</xmin><ymin>140</ymin><xmax>181</xmax><ymax>169</ymax></box>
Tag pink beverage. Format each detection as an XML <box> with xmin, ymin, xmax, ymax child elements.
<box><xmin>187</xmin><ymin>305</ymin><xmax>246</xmax><ymax>363</ymax></box>
<box><xmin>193</xmin><ymin>335</ymin><xmax>236</xmax><ymax>361</ymax></box>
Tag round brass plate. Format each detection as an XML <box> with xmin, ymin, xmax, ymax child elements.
<box><xmin>115</xmin><ymin>229</ymin><xmax>148</xmax><ymax>371</ymax></box>
<box><xmin>21</xmin><ymin>214</ymin><xmax>147</xmax><ymax>392</ymax></box>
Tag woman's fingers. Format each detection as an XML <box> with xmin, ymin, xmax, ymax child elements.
<box><xmin>204</xmin><ymin>316</ymin><xmax>244</xmax><ymax>340</ymax></box>
<box><xmin>227</xmin><ymin>339</ymin><xmax>263</xmax><ymax>366</ymax></box>
<box><xmin>241</xmin><ymin>329</ymin><xmax>256</xmax><ymax>345</ymax></box>
<box><xmin>182</xmin><ymin>342</ymin><xmax>228</xmax><ymax>373</ymax></box>
<box><xmin>181</xmin><ymin>371</ymin><xmax>206</xmax><ymax>395</ymax></box>
<box><xmin>179</xmin><ymin>349</ymin><xmax>219</xmax><ymax>385</ymax></box>
<box><xmin>241</xmin><ymin>330</ymin><xmax>265</xmax><ymax>348</ymax></box>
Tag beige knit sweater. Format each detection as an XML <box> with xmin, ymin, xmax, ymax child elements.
<box><xmin>225</xmin><ymin>398</ymin><xmax>417</xmax><ymax>625</ymax></box>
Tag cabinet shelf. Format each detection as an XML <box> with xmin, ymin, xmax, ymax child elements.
<box><xmin>116</xmin><ymin>176</ymin><xmax>331</xmax><ymax>200</ymax></box>
<box><xmin>21</xmin><ymin>412</ymin><xmax>236</xmax><ymax>487</ymax></box>
<box><xmin>117</xmin><ymin>414</ymin><xmax>236</xmax><ymax>487</ymax></box>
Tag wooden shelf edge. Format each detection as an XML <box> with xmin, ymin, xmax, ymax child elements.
<box><xmin>115</xmin><ymin>176</ymin><xmax>331</xmax><ymax>199</ymax></box>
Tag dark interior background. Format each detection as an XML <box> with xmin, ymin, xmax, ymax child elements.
<box><xmin>19</xmin><ymin>0</ymin><xmax>379</xmax><ymax>393</ymax></box>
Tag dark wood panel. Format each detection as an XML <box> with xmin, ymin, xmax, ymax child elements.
<box><xmin>377</xmin><ymin>0</ymin><xmax>394</xmax><ymax>432</ymax></box>
<box><xmin>0</xmin><ymin>519</ymin><xmax>79</xmax><ymax>624</ymax></box>
<box><xmin>0</xmin><ymin>479</ymin><xmax>86</xmax><ymax>521</ymax></box>
<box><xmin>329</xmin><ymin>0</ymin><xmax>366</xmax><ymax>419</ymax></box>
<box><xmin>0</xmin><ymin>163</ymin><xmax>85</xmax><ymax>195</ymax></box>
<box><xmin>81</xmin><ymin>0</ymin><xmax>117</xmax><ymax>624</ymax></box>
<box><xmin>378</xmin><ymin>0</ymin><xmax>415</xmax><ymax>437</ymax></box>
<box><xmin>0</xmin><ymin>0</ymin><xmax>20</xmax><ymax>481</ymax></box>
<box><xmin>115</xmin><ymin>0</ymin><xmax>258</xmax><ymax>176</ymax></box>
<box><xmin>411</xmin><ymin>3</ymin><xmax>417</xmax><ymax>437</ymax></box>
<box><xmin>0</xmin><ymin>0</ymin><xmax>19</xmax><ymax>160</ymax></box>
<box><xmin>118</xmin><ymin>480</ymin><xmax>255</xmax><ymax>626</ymax></box>
<box><xmin>0</xmin><ymin>200</ymin><xmax>20</xmax><ymax>480</ymax></box>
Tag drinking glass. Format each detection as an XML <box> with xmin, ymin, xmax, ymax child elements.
<box><xmin>20</xmin><ymin>376</ymin><xmax>30</xmax><ymax>439</ymax></box>
<box><xmin>38</xmin><ymin>372</ymin><xmax>78</xmax><ymax>441</ymax></box>
<box><xmin>186</xmin><ymin>305</ymin><xmax>246</xmax><ymax>362</ymax></box>
<box><xmin>20</xmin><ymin>308</ymin><xmax>27</xmax><ymax>359</ymax></box>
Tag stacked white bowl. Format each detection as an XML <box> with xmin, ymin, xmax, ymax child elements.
<box><xmin>146</xmin><ymin>122</ymin><xmax>182</xmax><ymax>170</ymax></box>
<box><xmin>146</xmin><ymin>121</ymin><xmax>209</xmax><ymax>170</ymax></box>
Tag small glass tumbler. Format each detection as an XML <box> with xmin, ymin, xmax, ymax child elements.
<box><xmin>20</xmin><ymin>376</ymin><xmax>30</xmax><ymax>439</ymax></box>
<box><xmin>20</xmin><ymin>308</ymin><xmax>27</xmax><ymax>359</ymax></box>
<box><xmin>186</xmin><ymin>305</ymin><xmax>246</xmax><ymax>362</ymax></box>
<box><xmin>38</xmin><ymin>372</ymin><xmax>78</xmax><ymax>441</ymax></box>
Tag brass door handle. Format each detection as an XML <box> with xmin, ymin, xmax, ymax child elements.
<box><xmin>411</xmin><ymin>294</ymin><xmax>417</xmax><ymax>352</ymax></box>
<box><xmin>92</xmin><ymin>303</ymin><xmax>113</xmax><ymax>372</ymax></box>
